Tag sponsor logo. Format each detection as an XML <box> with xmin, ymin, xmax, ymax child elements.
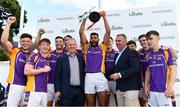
<box><xmin>38</xmin><ymin>18</ymin><xmax>50</xmax><ymax>23</ymax></box>
<box><xmin>130</xmin><ymin>37</ymin><xmax>138</xmax><ymax>42</ymax></box>
<box><xmin>161</xmin><ymin>21</ymin><xmax>176</xmax><ymax>27</ymax></box>
<box><xmin>107</xmin><ymin>13</ymin><xmax>120</xmax><ymax>17</ymax></box>
<box><xmin>111</xmin><ymin>25</ymin><xmax>123</xmax><ymax>30</ymax></box>
<box><xmin>132</xmin><ymin>24</ymin><xmax>152</xmax><ymax>28</ymax></box>
<box><xmin>160</xmin><ymin>36</ymin><xmax>175</xmax><ymax>39</ymax></box>
<box><xmin>62</xmin><ymin>28</ymin><xmax>75</xmax><ymax>33</ymax></box>
<box><xmin>56</xmin><ymin>17</ymin><xmax>74</xmax><ymax>20</ymax></box>
<box><xmin>129</xmin><ymin>11</ymin><xmax>143</xmax><ymax>16</ymax></box>
<box><xmin>152</xmin><ymin>9</ymin><xmax>172</xmax><ymax>13</ymax></box>
<box><xmin>46</xmin><ymin>30</ymin><xmax>54</xmax><ymax>33</ymax></box>
<box><xmin>88</xmin><ymin>27</ymin><xmax>100</xmax><ymax>31</ymax></box>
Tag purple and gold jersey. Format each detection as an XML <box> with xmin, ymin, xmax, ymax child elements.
<box><xmin>82</xmin><ymin>43</ymin><xmax>107</xmax><ymax>73</ymax></box>
<box><xmin>147</xmin><ymin>49</ymin><xmax>175</xmax><ymax>92</ymax></box>
<box><xmin>7</xmin><ymin>48</ymin><xmax>31</xmax><ymax>86</ymax></box>
<box><xmin>48</xmin><ymin>50</ymin><xmax>64</xmax><ymax>84</ymax></box>
<box><xmin>105</xmin><ymin>49</ymin><xmax>117</xmax><ymax>80</ymax></box>
<box><xmin>139</xmin><ymin>49</ymin><xmax>152</xmax><ymax>80</ymax></box>
<box><xmin>105</xmin><ymin>49</ymin><xmax>117</xmax><ymax>72</ymax></box>
<box><xmin>25</xmin><ymin>53</ymin><xmax>49</xmax><ymax>92</ymax></box>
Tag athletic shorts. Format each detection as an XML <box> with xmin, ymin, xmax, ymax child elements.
<box><xmin>7</xmin><ymin>84</ymin><xmax>25</xmax><ymax>107</ymax></box>
<box><xmin>85</xmin><ymin>72</ymin><xmax>109</xmax><ymax>94</ymax></box>
<box><xmin>47</xmin><ymin>83</ymin><xmax>55</xmax><ymax>101</ymax></box>
<box><xmin>108</xmin><ymin>80</ymin><xmax>116</xmax><ymax>95</ymax></box>
<box><xmin>149</xmin><ymin>91</ymin><xmax>172</xmax><ymax>107</ymax></box>
<box><xmin>23</xmin><ymin>91</ymin><xmax>47</xmax><ymax>107</ymax></box>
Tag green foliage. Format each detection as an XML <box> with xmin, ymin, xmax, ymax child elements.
<box><xmin>0</xmin><ymin>0</ymin><xmax>27</xmax><ymax>42</ymax></box>
<box><xmin>0</xmin><ymin>50</ymin><xmax>10</xmax><ymax>61</ymax></box>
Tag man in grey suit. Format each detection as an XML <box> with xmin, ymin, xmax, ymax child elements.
<box><xmin>110</xmin><ymin>34</ymin><xmax>140</xmax><ymax>106</ymax></box>
<box><xmin>55</xmin><ymin>38</ymin><xmax>85</xmax><ymax>106</ymax></box>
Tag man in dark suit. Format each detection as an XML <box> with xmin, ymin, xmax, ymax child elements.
<box><xmin>110</xmin><ymin>34</ymin><xmax>140</xmax><ymax>106</ymax></box>
<box><xmin>55</xmin><ymin>38</ymin><xmax>85</xmax><ymax>106</ymax></box>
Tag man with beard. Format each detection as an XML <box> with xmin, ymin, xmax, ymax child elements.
<box><xmin>35</xmin><ymin>30</ymin><xmax>65</xmax><ymax>106</ymax></box>
<box><xmin>79</xmin><ymin>11</ymin><xmax>110</xmax><ymax>106</ymax></box>
<box><xmin>1</xmin><ymin>16</ymin><xmax>32</xmax><ymax>106</ymax></box>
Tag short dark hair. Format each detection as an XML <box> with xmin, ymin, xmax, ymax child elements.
<box><xmin>138</xmin><ymin>34</ymin><xmax>147</xmax><ymax>40</ymax></box>
<box><xmin>20</xmin><ymin>33</ymin><xmax>32</xmax><ymax>40</ymax></box>
<box><xmin>116</xmin><ymin>34</ymin><xmax>127</xmax><ymax>40</ymax></box>
<box><xmin>90</xmin><ymin>32</ymin><xmax>99</xmax><ymax>37</ymax></box>
<box><xmin>109</xmin><ymin>36</ymin><xmax>113</xmax><ymax>41</ymax></box>
<box><xmin>39</xmin><ymin>38</ymin><xmax>51</xmax><ymax>45</ymax></box>
<box><xmin>64</xmin><ymin>35</ymin><xmax>72</xmax><ymax>38</ymax></box>
<box><xmin>146</xmin><ymin>30</ymin><xmax>159</xmax><ymax>39</ymax></box>
<box><xmin>127</xmin><ymin>40</ymin><xmax>136</xmax><ymax>46</ymax></box>
<box><xmin>55</xmin><ymin>36</ymin><xmax>64</xmax><ymax>41</ymax></box>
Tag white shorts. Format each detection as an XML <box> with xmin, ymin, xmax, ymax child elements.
<box><xmin>47</xmin><ymin>83</ymin><xmax>55</xmax><ymax>101</ymax></box>
<box><xmin>23</xmin><ymin>91</ymin><xmax>47</xmax><ymax>107</ymax></box>
<box><xmin>7</xmin><ymin>84</ymin><xmax>25</xmax><ymax>107</ymax></box>
<box><xmin>85</xmin><ymin>72</ymin><xmax>109</xmax><ymax>94</ymax></box>
<box><xmin>108</xmin><ymin>81</ymin><xmax>116</xmax><ymax>95</ymax></box>
<box><xmin>149</xmin><ymin>91</ymin><xmax>172</xmax><ymax>107</ymax></box>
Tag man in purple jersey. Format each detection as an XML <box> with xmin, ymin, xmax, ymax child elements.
<box><xmin>35</xmin><ymin>29</ymin><xmax>65</xmax><ymax>106</ymax></box>
<box><xmin>105</xmin><ymin>37</ymin><xmax>118</xmax><ymax>106</ymax></box>
<box><xmin>1</xmin><ymin>16</ymin><xmax>32</xmax><ymax>106</ymax></box>
<box><xmin>79</xmin><ymin>11</ymin><xmax>110</xmax><ymax>106</ymax></box>
<box><xmin>49</xmin><ymin>36</ymin><xmax>65</xmax><ymax>106</ymax></box>
<box><xmin>23</xmin><ymin>38</ymin><xmax>51</xmax><ymax>107</ymax></box>
<box><xmin>138</xmin><ymin>34</ymin><xmax>152</xmax><ymax>107</ymax></box>
<box><xmin>144</xmin><ymin>30</ymin><xmax>177</xmax><ymax>107</ymax></box>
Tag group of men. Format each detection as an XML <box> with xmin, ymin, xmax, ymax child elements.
<box><xmin>0</xmin><ymin>10</ymin><xmax>177</xmax><ymax>107</ymax></box>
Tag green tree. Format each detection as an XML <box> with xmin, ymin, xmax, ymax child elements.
<box><xmin>0</xmin><ymin>0</ymin><xmax>27</xmax><ymax>61</ymax></box>
<box><xmin>0</xmin><ymin>0</ymin><xmax>27</xmax><ymax>42</ymax></box>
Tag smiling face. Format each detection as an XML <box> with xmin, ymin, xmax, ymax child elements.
<box><xmin>116</xmin><ymin>35</ymin><xmax>127</xmax><ymax>51</ymax></box>
<box><xmin>20</xmin><ymin>38</ymin><xmax>32</xmax><ymax>51</ymax></box>
<box><xmin>139</xmin><ymin>36</ymin><xmax>149</xmax><ymax>48</ymax></box>
<box><xmin>55</xmin><ymin>38</ymin><xmax>64</xmax><ymax>50</ymax></box>
<box><xmin>67</xmin><ymin>38</ymin><xmax>77</xmax><ymax>54</ymax></box>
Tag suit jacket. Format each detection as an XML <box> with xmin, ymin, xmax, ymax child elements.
<box><xmin>114</xmin><ymin>47</ymin><xmax>140</xmax><ymax>91</ymax></box>
<box><xmin>55</xmin><ymin>53</ymin><xmax>85</xmax><ymax>97</ymax></box>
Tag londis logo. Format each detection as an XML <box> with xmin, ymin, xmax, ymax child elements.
<box><xmin>62</xmin><ymin>28</ymin><xmax>75</xmax><ymax>33</ymax></box>
<box><xmin>111</xmin><ymin>26</ymin><xmax>123</xmax><ymax>30</ymax></box>
<box><xmin>161</xmin><ymin>21</ymin><xmax>176</xmax><ymax>27</ymax></box>
<box><xmin>38</xmin><ymin>18</ymin><xmax>50</xmax><ymax>23</ymax></box>
<box><xmin>129</xmin><ymin>11</ymin><xmax>143</xmax><ymax>16</ymax></box>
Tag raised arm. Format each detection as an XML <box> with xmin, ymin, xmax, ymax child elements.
<box><xmin>1</xmin><ymin>16</ymin><xmax>16</xmax><ymax>52</ymax></box>
<box><xmin>101</xmin><ymin>11</ymin><xmax>110</xmax><ymax>45</ymax></box>
<box><xmin>35</xmin><ymin>28</ymin><xmax>45</xmax><ymax>48</ymax></box>
<box><xmin>79</xmin><ymin>19</ymin><xmax>88</xmax><ymax>45</ymax></box>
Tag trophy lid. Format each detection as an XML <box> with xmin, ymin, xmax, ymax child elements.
<box><xmin>89</xmin><ymin>11</ymin><xmax>101</xmax><ymax>23</ymax></box>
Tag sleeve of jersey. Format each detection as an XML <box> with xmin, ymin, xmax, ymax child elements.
<box><xmin>167</xmin><ymin>49</ymin><xmax>176</xmax><ymax>65</ymax></box>
<box><xmin>100</xmin><ymin>43</ymin><xmax>108</xmax><ymax>73</ymax></box>
<box><xmin>82</xmin><ymin>44</ymin><xmax>88</xmax><ymax>60</ymax></box>
<box><xmin>26</xmin><ymin>53</ymin><xmax>36</xmax><ymax>66</ymax></box>
<box><xmin>8</xmin><ymin>48</ymin><xmax>18</xmax><ymax>58</ymax></box>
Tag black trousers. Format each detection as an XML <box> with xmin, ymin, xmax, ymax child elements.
<box><xmin>61</xmin><ymin>86</ymin><xmax>85</xmax><ymax>106</ymax></box>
